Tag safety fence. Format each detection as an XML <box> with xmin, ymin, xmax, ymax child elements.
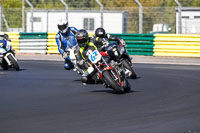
<box><xmin>5</xmin><ymin>32</ymin><xmax>20</xmax><ymax>52</ymax></box>
<box><xmin>153</xmin><ymin>34</ymin><xmax>200</xmax><ymax>57</ymax></box>
<box><xmin>46</xmin><ymin>32</ymin><xmax>59</xmax><ymax>54</ymax></box>
<box><xmin>111</xmin><ymin>34</ymin><xmax>155</xmax><ymax>56</ymax></box>
<box><xmin>6</xmin><ymin>32</ymin><xmax>200</xmax><ymax>57</ymax></box>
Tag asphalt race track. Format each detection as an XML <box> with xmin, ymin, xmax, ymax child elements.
<box><xmin>0</xmin><ymin>60</ymin><xmax>200</xmax><ymax>133</ymax></box>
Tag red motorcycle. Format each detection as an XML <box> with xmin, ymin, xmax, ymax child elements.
<box><xmin>87</xmin><ymin>49</ymin><xmax>131</xmax><ymax>93</ymax></box>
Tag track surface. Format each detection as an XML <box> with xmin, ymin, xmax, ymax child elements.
<box><xmin>0</xmin><ymin>60</ymin><xmax>200</xmax><ymax>133</ymax></box>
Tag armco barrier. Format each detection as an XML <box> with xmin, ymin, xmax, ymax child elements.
<box><xmin>47</xmin><ymin>32</ymin><xmax>59</xmax><ymax>54</ymax></box>
<box><xmin>46</xmin><ymin>33</ymin><xmax>156</xmax><ymax>55</ymax></box>
<box><xmin>19</xmin><ymin>32</ymin><xmax>48</xmax><ymax>39</ymax></box>
<box><xmin>19</xmin><ymin>39</ymin><xmax>47</xmax><ymax>54</ymax></box>
<box><xmin>110</xmin><ymin>34</ymin><xmax>155</xmax><ymax>56</ymax></box>
<box><xmin>5</xmin><ymin>32</ymin><xmax>200</xmax><ymax>57</ymax></box>
<box><xmin>6</xmin><ymin>32</ymin><xmax>20</xmax><ymax>52</ymax></box>
<box><xmin>153</xmin><ymin>34</ymin><xmax>200</xmax><ymax>57</ymax></box>
<box><xmin>19</xmin><ymin>32</ymin><xmax>47</xmax><ymax>54</ymax></box>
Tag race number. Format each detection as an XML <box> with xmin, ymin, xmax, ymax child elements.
<box><xmin>89</xmin><ymin>50</ymin><xmax>102</xmax><ymax>64</ymax></box>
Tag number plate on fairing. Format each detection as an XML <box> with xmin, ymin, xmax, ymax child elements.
<box><xmin>89</xmin><ymin>50</ymin><xmax>102</xmax><ymax>64</ymax></box>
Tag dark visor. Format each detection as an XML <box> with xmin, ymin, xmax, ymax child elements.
<box><xmin>77</xmin><ymin>37</ymin><xmax>87</xmax><ymax>44</ymax></box>
<box><xmin>58</xmin><ymin>24</ymin><xmax>68</xmax><ymax>31</ymax></box>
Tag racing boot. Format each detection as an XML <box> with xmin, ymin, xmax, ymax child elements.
<box><xmin>64</xmin><ymin>56</ymin><xmax>74</xmax><ymax>70</ymax></box>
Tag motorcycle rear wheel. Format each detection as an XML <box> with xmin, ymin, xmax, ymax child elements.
<box><xmin>122</xmin><ymin>59</ymin><xmax>137</xmax><ymax>79</ymax></box>
<box><xmin>102</xmin><ymin>70</ymin><xmax>124</xmax><ymax>94</ymax></box>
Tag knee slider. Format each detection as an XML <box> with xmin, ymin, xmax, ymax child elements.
<box><xmin>82</xmin><ymin>76</ymin><xmax>88</xmax><ymax>83</ymax></box>
<box><xmin>64</xmin><ymin>64</ymin><xmax>71</xmax><ymax>70</ymax></box>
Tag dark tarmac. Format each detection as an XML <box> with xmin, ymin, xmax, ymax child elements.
<box><xmin>0</xmin><ymin>60</ymin><xmax>200</xmax><ymax>133</ymax></box>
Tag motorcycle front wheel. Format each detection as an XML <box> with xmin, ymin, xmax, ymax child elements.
<box><xmin>123</xmin><ymin>79</ymin><xmax>131</xmax><ymax>92</ymax></box>
<box><xmin>7</xmin><ymin>54</ymin><xmax>20</xmax><ymax>71</ymax></box>
<box><xmin>1</xmin><ymin>58</ymin><xmax>8</xmax><ymax>70</ymax></box>
<box><xmin>102</xmin><ymin>70</ymin><xmax>124</xmax><ymax>94</ymax></box>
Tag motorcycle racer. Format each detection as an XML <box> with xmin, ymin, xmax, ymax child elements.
<box><xmin>92</xmin><ymin>28</ymin><xmax>136</xmax><ymax>79</ymax></box>
<box><xmin>92</xmin><ymin>27</ymin><xmax>126</xmax><ymax>51</ymax></box>
<box><xmin>0</xmin><ymin>32</ymin><xmax>12</xmax><ymax>51</ymax></box>
<box><xmin>92</xmin><ymin>27</ymin><xmax>132</xmax><ymax>62</ymax></box>
<box><xmin>75</xmin><ymin>29</ymin><xmax>98</xmax><ymax>84</ymax></box>
<box><xmin>56</xmin><ymin>19</ymin><xmax>78</xmax><ymax>70</ymax></box>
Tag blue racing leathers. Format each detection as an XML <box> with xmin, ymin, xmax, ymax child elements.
<box><xmin>56</xmin><ymin>27</ymin><xmax>78</xmax><ymax>70</ymax></box>
<box><xmin>0</xmin><ymin>39</ymin><xmax>12</xmax><ymax>51</ymax></box>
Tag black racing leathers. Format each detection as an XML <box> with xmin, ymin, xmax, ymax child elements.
<box><xmin>91</xmin><ymin>34</ymin><xmax>122</xmax><ymax>50</ymax></box>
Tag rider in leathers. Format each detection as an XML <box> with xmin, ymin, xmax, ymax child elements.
<box><xmin>91</xmin><ymin>27</ymin><xmax>132</xmax><ymax>63</ymax></box>
<box><xmin>56</xmin><ymin>19</ymin><xmax>78</xmax><ymax>70</ymax></box>
<box><xmin>0</xmin><ymin>32</ymin><xmax>12</xmax><ymax>51</ymax></box>
<box><xmin>75</xmin><ymin>29</ymin><xmax>97</xmax><ymax>84</ymax></box>
<box><xmin>92</xmin><ymin>27</ymin><xmax>125</xmax><ymax>50</ymax></box>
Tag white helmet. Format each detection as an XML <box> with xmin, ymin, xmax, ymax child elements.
<box><xmin>57</xmin><ymin>18</ymin><xmax>69</xmax><ymax>33</ymax></box>
<box><xmin>0</xmin><ymin>32</ymin><xmax>5</xmax><ymax>37</ymax></box>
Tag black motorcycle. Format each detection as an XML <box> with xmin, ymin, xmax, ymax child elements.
<box><xmin>103</xmin><ymin>41</ymin><xmax>137</xmax><ymax>79</ymax></box>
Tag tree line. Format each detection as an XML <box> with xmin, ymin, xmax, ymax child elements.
<box><xmin>1</xmin><ymin>0</ymin><xmax>200</xmax><ymax>8</ymax></box>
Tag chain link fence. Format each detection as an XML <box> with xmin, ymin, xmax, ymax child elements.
<box><xmin>0</xmin><ymin>0</ymin><xmax>199</xmax><ymax>33</ymax></box>
<box><xmin>1</xmin><ymin>8</ymin><xmax>22</xmax><ymax>32</ymax></box>
<box><xmin>0</xmin><ymin>7</ymin><xmax>177</xmax><ymax>34</ymax></box>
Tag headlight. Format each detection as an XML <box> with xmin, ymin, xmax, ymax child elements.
<box><xmin>120</xmin><ymin>46</ymin><xmax>125</xmax><ymax>55</ymax></box>
<box><xmin>113</xmin><ymin>48</ymin><xmax>117</xmax><ymax>51</ymax></box>
<box><xmin>114</xmin><ymin>51</ymin><xmax>119</xmax><ymax>56</ymax></box>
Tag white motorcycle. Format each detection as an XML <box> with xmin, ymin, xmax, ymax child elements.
<box><xmin>67</xmin><ymin>45</ymin><xmax>84</xmax><ymax>74</ymax></box>
<box><xmin>0</xmin><ymin>39</ymin><xmax>20</xmax><ymax>71</ymax></box>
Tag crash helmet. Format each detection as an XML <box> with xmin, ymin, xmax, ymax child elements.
<box><xmin>57</xmin><ymin>18</ymin><xmax>69</xmax><ymax>33</ymax></box>
<box><xmin>75</xmin><ymin>29</ymin><xmax>89</xmax><ymax>47</ymax></box>
<box><xmin>95</xmin><ymin>27</ymin><xmax>106</xmax><ymax>38</ymax></box>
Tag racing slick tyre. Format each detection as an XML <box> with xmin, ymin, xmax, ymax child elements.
<box><xmin>123</xmin><ymin>79</ymin><xmax>131</xmax><ymax>93</ymax></box>
<box><xmin>1</xmin><ymin>58</ymin><xmax>8</xmax><ymax>70</ymax></box>
<box><xmin>122</xmin><ymin>59</ymin><xmax>137</xmax><ymax>79</ymax></box>
<box><xmin>7</xmin><ymin>54</ymin><xmax>19</xmax><ymax>71</ymax></box>
<box><xmin>102</xmin><ymin>70</ymin><xmax>124</xmax><ymax>94</ymax></box>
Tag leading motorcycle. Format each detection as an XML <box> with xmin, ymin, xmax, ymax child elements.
<box><xmin>87</xmin><ymin>49</ymin><xmax>131</xmax><ymax>93</ymax></box>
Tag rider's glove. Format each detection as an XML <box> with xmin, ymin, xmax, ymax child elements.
<box><xmin>62</xmin><ymin>52</ymin><xmax>68</xmax><ymax>58</ymax></box>
<box><xmin>77</xmin><ymin>59</ymin><xmax>84</xmax><ymax>66</ymax></box>
<box><xmin>102</xmin><ymin>40</ymin><xmax>109</xmax><ymax>47</ymax></box>
<box><xmin>99</xmin><ymin>45</ymin><xmax>105</xmax><ymax>51</ymax></box>
<box><xmin>119</xmin><ymin>39</ymin><xmax>125</xmax><ymax>46</ymax></box>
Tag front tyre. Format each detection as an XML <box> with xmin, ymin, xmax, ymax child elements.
<box><xmin>122</xmin><ymin>59</ymin><xmax>137</xmax><ymax>79</ymax></box>
<box><xmin>7</xmin><ymin>54</ymin><xmax>20</xmax><ymax>71</ymax></box>
<box><xmin>123</xmin><ymin>79</ymin><xmax>131</xmax><ymax>93</ymax></box>
<box><xmin>102</xmin><ymin>70</ymin><xmax>124</xmax><ymax>94</ymax></box>
<box><xmin>1</xmin><ymin>58</ymin><xmax>8</xmax><ymax>70</ymax></box>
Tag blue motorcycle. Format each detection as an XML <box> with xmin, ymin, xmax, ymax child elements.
<box><xmin>0</xmin><ymin>38</ymin><xmax>19</xmax><ymax>71</ymax></box>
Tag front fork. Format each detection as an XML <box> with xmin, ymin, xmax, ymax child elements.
<box><xmin>4</xmin><ymin>52</ymin><xmax>17</xmax><ymax>66</ymax></box>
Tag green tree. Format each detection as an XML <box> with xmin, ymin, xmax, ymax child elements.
<box><xmin>0</xmin><ymin>0</ymin><xmax>21</xmax><ymax>8</ymax></box>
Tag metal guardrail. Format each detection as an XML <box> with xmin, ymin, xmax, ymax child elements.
<box><xmin>154</xmin><ymin>34</ymin><xmax>200</xmax><ymax>57</ymax></box>
<box><xmin>6</xmin><ymin>32</ymin><xmax>20</xmax><ymax>51</ymax></box>
<box><xmin>5</xmin><ymin>32</ymin><xmax>200</xmax><ymax>57</ymax></box>
<box><xmin>19</xmin><ymin>39</ymin><xmax>47</xmax><ymax>54</ymax></box>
